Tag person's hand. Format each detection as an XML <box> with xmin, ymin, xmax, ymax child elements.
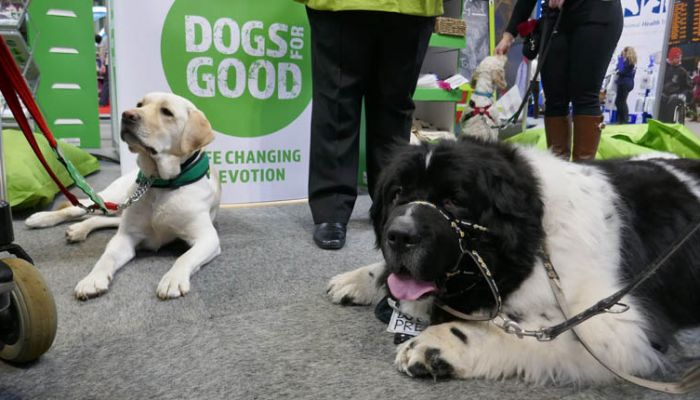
<box><xmin>549</xmin><ymin>0</ymin><xmax>566</xmax><ymax>9</ymax></box>
<box><xmin>495</xmin><ymin>32</ymin><xmax>514</xmax><ymax>56</ymax></box>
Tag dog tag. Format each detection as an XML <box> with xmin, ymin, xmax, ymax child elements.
<box><xmin>387</xmin><ymin>309</ymin><xmax>429</xmax><ymax>336</ymax></box>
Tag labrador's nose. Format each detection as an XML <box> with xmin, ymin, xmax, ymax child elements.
<box><xmin>122</xmin><ymin>110</ymin><xmax>141</xmax><ymax>123</ymax></box>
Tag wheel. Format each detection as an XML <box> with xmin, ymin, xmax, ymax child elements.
<box><xmin>0</xmin><ymin>258</ymin><xmax>57</xmax><ymax>363</ymax></box>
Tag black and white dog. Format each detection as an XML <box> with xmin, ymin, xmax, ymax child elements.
<box><xmin>327</xmin><ymin>138</ymin><xmax>700</xmax><ymax>384</ymax></box>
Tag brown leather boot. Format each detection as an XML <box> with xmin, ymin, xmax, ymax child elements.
<box><xmin>544</xmin><ymin>116</ymin><xmax>571</xmax><ymax>160</ymax></box>
<box><xmin>572</xmin><ymin>115</ymin><xmax>604</xmax><ymax>161</ymax></box>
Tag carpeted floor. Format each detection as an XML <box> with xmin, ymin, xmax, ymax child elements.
<box><xmin>1</xmin><ymin>161</ymin><xmax>699</xmax><ymax>400</ymax></box>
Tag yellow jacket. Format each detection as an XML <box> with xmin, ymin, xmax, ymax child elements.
<box><xmin>296</xmin><ymin>0</ymin><xmax>443</xmax><ymax>17</ymax></box>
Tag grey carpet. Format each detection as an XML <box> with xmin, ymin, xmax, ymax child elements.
<box><xmin>1</xmin><ymin>163</ymin><xmax>699</xmax><ymax>400</ymax></box>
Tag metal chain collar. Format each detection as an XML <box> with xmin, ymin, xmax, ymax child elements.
<box><xmin>87</xmin><ymin>177</ymin><xmax>153</xmax><ymax>215</ymax></box>
<box><xmin>118</xmin><ymin>177</ymin><xmax>153</xmax><ymax>211</ymax></box>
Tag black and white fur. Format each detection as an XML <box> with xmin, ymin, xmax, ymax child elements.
<box><xmin>327</xmin><ymin>138</ymin><xmax>700</xmax><ymax>384</ymax></box>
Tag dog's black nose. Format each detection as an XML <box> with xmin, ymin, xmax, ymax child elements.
<box><xmin>387</xmin><ymin>217</ymin><xmax>420</xmax><ymax>251</ymax></box>
<box><xmin>122</xmin><ymin>110</ymin><xmax>140</xmax><ymax>124</ymax></box>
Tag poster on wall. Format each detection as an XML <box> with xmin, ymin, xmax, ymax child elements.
<box><xmin>602</xmin><ymin>0</ymin><xmax>670</xmax><ymax>124</ymax></box>
<box><xmin>459</xmin><ymin>0</ymin><xmax>490</xmax><ymax>80</ymax></box>
<box><xmin>111</xmin><ymin>0</ymin><xmax>311</xmax><ymax>204</ymax></box>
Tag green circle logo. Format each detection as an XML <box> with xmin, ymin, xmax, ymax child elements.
<box><xmin>161</xmin><ymin>1</ymin><xmax>311</xmax><ymax>137</ymax></box>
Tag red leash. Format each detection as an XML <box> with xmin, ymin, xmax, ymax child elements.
<box><xmin>0</xmin><ymin>36</ymin><xmax>117</xmax><ymax>212</ymax></box>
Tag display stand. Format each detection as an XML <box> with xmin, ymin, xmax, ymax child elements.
<box><xmin>27</xmin><ymin>0</ymin><xmax>101</xmax><ymax>148</ymax></box>
<box><xmin>413</xmin><ymin>0</ymin><xmax>468</xmax><ymax>135</ymax></box>
<box><xmin>0</xmin><ymin>0</ymin><xmax>37</xmax><ymax>129</ymax></box>
<box><xmin>358</xmin><ymin>2</ymin><xmax>468</xmax><ymax>188</ymax></box>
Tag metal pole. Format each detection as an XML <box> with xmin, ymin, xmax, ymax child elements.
<box><xmin>522</xmin><ymin>61</ymin><xmax>531</xmax><ymax>133</ymax></box>
<box><xmin>653</xmin><ymin>0</ymin><xmax>675</xmax><ymax>119</ymax></box>
<box><xmin>0</xmin><ymin>111</ymin><xmax>15</xmax><ymax>247</ymax></box>
<box><xmin>488</xmin><ymin>0</ymin><xmax>495</xmax><ymax>55</ymax></box>
<box><xmin>0</xmin><ymin>115</ymin><xmax>7</xmax><ymax>202</ymax></box>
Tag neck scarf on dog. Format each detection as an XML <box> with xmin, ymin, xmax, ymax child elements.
<box><xmin>136</xmin><ymin>151</ymin><xmax>210</xmax><ymax>189</ymax></box>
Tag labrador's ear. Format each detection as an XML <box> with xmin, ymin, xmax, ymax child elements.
<box><xmin>181</xmin><ymin>109</ymin><xmax>215</xmax><ymax>154</ymax></box>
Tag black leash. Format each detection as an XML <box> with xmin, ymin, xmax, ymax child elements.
<box><xmin>502</xmin><ymin>9</ymin><xmax>564</xmax><ymax>127</ymax></box>
<box><xmin>539</xmin><ymin>215</ymin><xmax>700</xmax><ymax>340</ymax></box>
<box><xmin>541</xmin><ymin>238</ymin><xmax>700</xmax><ymax>394</ymax></box>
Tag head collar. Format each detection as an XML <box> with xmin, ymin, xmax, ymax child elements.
<box><xmin>407</xmin><ymin>200</ymin><xmax>502</xmax><ymax>320</ymax></box>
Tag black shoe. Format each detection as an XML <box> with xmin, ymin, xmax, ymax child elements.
<box><xmin>313</xmin><ymin>222</ymin><xmax>346</xmax><ymax>250</ymax></box>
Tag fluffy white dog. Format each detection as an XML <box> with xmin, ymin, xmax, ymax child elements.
<box><xmin>460</xmin><ymin>55</ymin><xmax>507</xmax><ymax>141</ymax></box>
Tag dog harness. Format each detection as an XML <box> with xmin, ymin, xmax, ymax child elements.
<box><xmin>469</xmin><ymin>104</ymin><xmax>494</xmax><ymax>120</ymax></box>
<box><xmin>464</xmin><ymin>91</ymin><xmax>496</xmax><ymax>123</ymax></box>
<box><xmin>405</xmin><ymin>200</ymin><xmax>700</xmax><ymax>394</ymax></box>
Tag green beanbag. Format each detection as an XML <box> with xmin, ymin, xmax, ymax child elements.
<box><xmin>506</xmin><ymin>120</ymin><xmax>700</xmax><ymax>159</ymax></box>
<box><xmin>2</xmin><ymin>129</ymin><xmax>100</xmax><ymax>210</ymax></box>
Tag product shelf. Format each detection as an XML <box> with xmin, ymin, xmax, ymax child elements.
<box><xmin>428</xmin><ymin>33</ymin><xmax>465</xmax><ymax>49</ymax></box>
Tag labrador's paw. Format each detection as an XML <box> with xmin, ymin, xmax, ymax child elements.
<box><xmin>74</xmin><ymin>272</ymin><xmax>111</xmax><ymax>300</ymax></box>
<box><xmin>26</xmin><ymin>211</ymin><xmax>64</xmax><ymax>228</ymax></box>
<box><xmin>156</xmin><ymin>271</ymin><xmax>190</xmax><ymax>300</ymax></box>
<box><xmin>65</xmin><ymin>223</ymin><xmax>90</xmax><ymax>242</ymax></box>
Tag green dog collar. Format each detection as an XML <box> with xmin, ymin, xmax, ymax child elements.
<box><xmin>136</xmin><ymin>151</ymin><xmax>210</xmax><ymax>189</ymax></box>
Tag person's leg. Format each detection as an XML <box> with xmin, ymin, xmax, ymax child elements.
<box><xmin>99</xmin><ymin>69</ymin><xmax>110</xmax><ymax>106</ymax></box>
<box><xmin>540</xmin><ymin>29</ymin><xmax>572</xmax><ymax>159</ymax></box>
<box><xmin>363</xmin><ymin>12</ymin><xmax>434</xmax><ymax>197</ymax></box>
<box><xmin>568</xmin><ymin>17</ymin><xmax>622</xmax><ymax>160</ymax></box>
<box><xmin>658</xmin><ymin>95</ymin><xmax>674</xmax><ymax>122</ymax></box>
<box><xmin>615</xmin><ymin>84</ymin><xmax>630</xmax><ymax>124</ymax></box>
<box><xmin>306</xmin><ymin>8</ymin><xmax>373</xmax><ymax>226</ymax></box>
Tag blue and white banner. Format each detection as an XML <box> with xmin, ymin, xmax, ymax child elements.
<box><xmin>603</xmin><ymin>0</ymin><xmax>670</xmax><ymax>123</ymax></box>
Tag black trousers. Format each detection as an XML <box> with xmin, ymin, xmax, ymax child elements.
<box><xmin>306</xmin><ymin>8</ymin><xmax>434</xmax><ymax>224</ymax></box>
<box><xmin>541</xmin><ymin>8</ymin><xmax>623</xmax><ymax>117</ymax></box>
<box><xmin>615</xmin><ymin>84</ymin><xmax>631</xmax><ymax>123</ymax></box>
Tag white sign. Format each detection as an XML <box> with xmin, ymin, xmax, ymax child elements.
<box><xmin>111</xmin><ymin>0</ymin><xmax>312</xmax><ymax>204</ymax></box>
<box><xmin>603</xmin><ymin>0</ymin><xmax>670</xmax><ymax>123</ymax></box>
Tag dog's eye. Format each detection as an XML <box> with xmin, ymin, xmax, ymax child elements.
<box><xmin>160</xmin><ymin>108</ymin><xmax>174</xmax><ymax>117</ymax></box>
<box><xmin>136</xmin><ymin>102</ymin><xmax>143</xmax><ymax>108</ymax></box>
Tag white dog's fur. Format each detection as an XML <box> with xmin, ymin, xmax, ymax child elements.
<box><xmin>26</xmin><ymin>92</ymin><xmax>221</xmax><ymax>300</ymax></box>
<box><xmin>327</xmin><ymin>147</ymin><xmax>670</xmax><ymax>384</ymax></box>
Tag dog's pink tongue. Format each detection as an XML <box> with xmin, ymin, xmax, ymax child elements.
<box><xmin>387</xmin><ymin>273</ymin><xmax>438</xmax><ymax>301</ymax></box>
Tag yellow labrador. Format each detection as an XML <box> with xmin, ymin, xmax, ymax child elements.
<box><xmin>26</xmin><ymin>92</ymin><xmax>221</xmax><ymax>300</ymax></box>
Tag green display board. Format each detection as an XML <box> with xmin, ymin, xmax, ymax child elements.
<box><xmin>28</xmin><ymin>0</ymin><xmax>100</xmax><ymax>148</ymax></box>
